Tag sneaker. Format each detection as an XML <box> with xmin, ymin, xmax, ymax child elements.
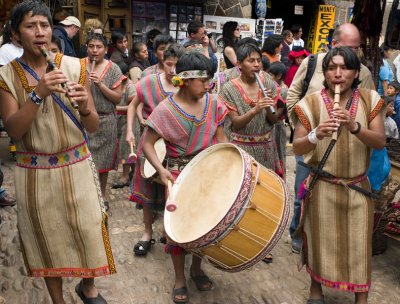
<box><xmin>291</xmin><ymin>238</ymin><xmax>302</xmax><ymax>254</ymax></box>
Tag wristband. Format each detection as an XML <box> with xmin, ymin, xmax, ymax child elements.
<box><xmin>29</xmin><ymin>90</ymin><xmax>44</xmax><ymax>105</ymax></box>
<box><xmin>307</xmin><ymin>128</ymin><xmax>319</xmax><ymax>144</ymax></box>
<box><xmin>350</xmin><ymin>121</ymin><xmax>361</xmax><ymax>135</ymax></box>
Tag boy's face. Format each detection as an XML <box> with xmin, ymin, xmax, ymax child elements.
<box><xmin>386</xmin><ymin>85</ymin><xmax>398</xmax><ymax>97</ymax></box>
<box><xmin>387</xmin><ymin>102</ymin><xmax>395</xmax><ymax>117</ymax></box>
<box><xmin>116</xmin><ymin>37</ymin><xmax>128</xmax><ymax>53</ymax></box>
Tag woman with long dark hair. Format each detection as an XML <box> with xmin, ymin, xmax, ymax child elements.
<box><xmin>222</xmin><ymin>21</ymin><xmax>240</xmax><ymax>69</ymax></box>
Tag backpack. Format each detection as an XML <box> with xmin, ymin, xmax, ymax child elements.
<box><xmin>299</xmin><ymin>54</ymin><xmax>318</xmax><ymax>99</ymax></box>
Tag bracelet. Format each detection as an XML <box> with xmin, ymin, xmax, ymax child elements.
<box><xmin>79</xmin><ymin>109</ymin><xmax>91</xmax><ymax>117</ymax></box>
<box><xmin>307</xmin><ymin>128</ymin><xmax>319</xmax><ymax>144</ymax></box>
<box><xmin>350</xmin><ymin>121</ymin><xmax>361</xmax><ymax>135</ymax></box>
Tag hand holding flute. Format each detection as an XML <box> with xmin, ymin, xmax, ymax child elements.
<box><xmin>40</xmin><ymin>47</ymin><xmax>79</xmax><ymax>109</ymax></box>
<box><xmin>254</xmin><ymin>72</ymin><xmax>276</xmax><ymax>114</ymax></box>
<box><xmin>39</xmin><ymin>46</ymin><xmax>90</xmax><ymax>112</ymax></box>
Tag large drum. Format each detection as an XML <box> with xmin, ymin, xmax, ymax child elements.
<box><xmin>164</xmin><ymin>143</ymin><xmax>289</xmax><ymax>272</ymax></box>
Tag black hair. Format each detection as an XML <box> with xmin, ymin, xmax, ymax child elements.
<box><xmin>116</xmin><ymin>61</ymin><xmax>129</xmax><ymax>75</ymax></box>
<box><xmin>236</xmin><ymin>43</ymin><xmax>262</xmax><ymax>62</ymax></box>
<box><xmin>187</xmin><ymin>21</ymin><xmax>204</xmax><ymax>35</ymax></box>
<box><xmin>86</xmin><ymin>32</ymin><xmax>108</xmax><ymax>47</ymax></box>
<box><xmin>176</xmin><ymin>52</ymin><xmax>213</xmax><ymax>78</ymax></box>
<box><xmin>261</xmin><ymin>34</ymin><xmax>283</xmax><ymax>56</ymax></box>
<box><xmin>51</xmin><ymin>34</ymin><xmax>62</xmax><ymax>52</ymax></box>
<box><xmin>322</xmin><ymin>47</ymin><xmax>361</xmax><ymax>89</ymax></box>
<box><xmin>1</xmin><ymin>21</ymin><xmax>11</xmax><ymax>46</ymax></box>
<box><xmin>163</xmin><ymin>44</ymin><xmax>184</xmax><ymax>61</ymax></box>
<box><xmin>183</xmin><ymin>39</ymin><xmax>202</xmax><ymax>49</ymax></box>
<box><xmin>10</xmin><ymin>0</ymin><xmax>52</xmax><ymax>35</ymax></box>
<box><xmin>153</xmin><ymin>34</ymin><xmax>174</xmax><ymax>51</ymax></box>
<box><xmin>388</xmin><ymin>80</ymin><xmax>400</xmax><ymax>91</ymax></box>
<box><xmin>384</xmin><ymin>95</ymin><xmax>394</xmax><ymax>105</ymax></box>
<box><xmin>261</xmin><ymin>55</ymin><xmax>270</xmax><ymax>72</ymax></box>
<box><xmin>111</xmin><ymin>31</ymin><xmax>127</xmax><ymax>45</ymax></box>
<box><xmin>282</xmin><ymin>30</ymin><xmax>292</xmax><ymax>39</ymax></box>
<box><xmin>146</xmin><ymin>29</ymin><xmax>161</xmax><ymax>46</ymax></box>
<box><xmin>269</xmin><ymin>62</ymin><xmax>287</xmax><ymax>79</ymax></box>
<box><xmin>291</xmin><ymin>24</ymin><xmax>302</xmax><ymax>35</ymax></box>
<box><xmin>129</xmin><ymin>41</ymin><xmax>146</xmax><ymax>59</ymax></box>
<box><xmin>222</xmin><ymin>21</ymin><xmax>239</xmax><ymax>48</ymax></box>
<box><xmin>237</xmin><ymin>37</ymin><xmax>258</xmax><ymax>48</ymax></box>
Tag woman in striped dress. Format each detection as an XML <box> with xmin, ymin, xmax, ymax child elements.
<box><xmin>126</xmin><ymin>44</ymin><xmax>183</xmax><ymax>256</ymax></box>
<box><xmin>142</xmin><ymin>52</ymin><xmax>228</xmax><ymax>303</ymax></box>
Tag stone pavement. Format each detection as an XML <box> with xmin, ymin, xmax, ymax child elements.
<box><xmin>0</xmin><ymin>141</ymin><xmax>400</xmax><ymax>304</ymax></box>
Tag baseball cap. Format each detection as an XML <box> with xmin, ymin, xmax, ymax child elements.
<box><xmin>60</xmin><ymin>16</ymin><xmax>81</xmax><ymax>28</ymax></box>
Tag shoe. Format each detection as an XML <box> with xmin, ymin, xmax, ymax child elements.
<box><xmin>133</xmin><ymin>239</ymin><xmax>155</xmax><ymax>256</ymax></box>
<box><xmin>190</xmin><ymin>269</ymin><xmax>213</xmax><ymax>291</ymax></box>
<box><xmin>75</xmin><ymin>280</ymin><xmax>107</xmax><ymax>304</ymax></box>
<box><xmin>111</xmin><ymin>181</ymin><xmax>130</xmax><ymax>189</ymax></box>
<box><xmin>291</xmin><ymin>238</ymin><xmax>302</xmax><ymax>254</ymax></box>
<box><xmin>262</xmin><ymin>253</ymin><xmax>273</xmax><ymax>264</ymax></box>
<box><xmin>172</xmin><ymin>286</ymin><xmax>188</xmax><ymax>303</ymax></box>
<box><xmin>0</xmin><ymin>193</ymin><xmax>16</xmax><ymax>207</ymax></box>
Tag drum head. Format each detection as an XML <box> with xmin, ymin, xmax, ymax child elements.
<box><xmin>165</xmin><ymin>144</ymin><xmax>244</xmax><ymax>244</ymax></box>
<box><xmin>142</xmin><ymin>138</ymin><xmax>166</xmax><ymax>178</ymax></box>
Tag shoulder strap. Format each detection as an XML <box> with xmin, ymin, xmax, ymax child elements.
<box><xmin>300</xmin><ymin>54</ymin><xmax>318</xmax><ymax>99</ymax></box>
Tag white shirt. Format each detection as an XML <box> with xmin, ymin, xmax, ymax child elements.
<box><xmin>0</xmin><ymin>43</ymin><xmax>24</xmax><ymax>66</ymax></box>
<box><xmin>290</xmin><ymin>38</ymin><xmax>305</xmax><ymax>50</ymax></box>
<box><xmin>385</xmin><ymin>116</ymin><xmax>399</xmax><ymax>139</ymax></box>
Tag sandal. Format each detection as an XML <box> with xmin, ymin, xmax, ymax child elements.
<box><xmin>75</xmin><ymin>280</ymin><xmax>107</xmax><ymax>304</ymax></box>
<box><xmin>262</xmin><ymin>253</ymin><xmax>273</xmax><ymax>264</ymax></box>
<box><xmin>172</xmin><ymin>286</ymin><xmax>188</xmax><ymax>303</ymax></box>
<box><xmin>190</xmin><ymin>270</ymin><xmax>213</xmax><ymax>291</ymax></box>
<box><xmin>111</xmin><ymin>181</ymin><xmax>130</xmax><ymax>189</ymax></box>
<box><xmin>133</xmin><ymin>239</ymin><xmax>155</xmax><ymax>256</ymax></box>
<box><xmin>306</xmin><ymin>298</ymin><xmax>325</xmax><ymax>304</ymax></box>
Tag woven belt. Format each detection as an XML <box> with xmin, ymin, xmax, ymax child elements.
<box><xmin>231</xmin><ymin>131</ymin><xmax>271</xmax><ymax>143</ymax></box>
<box><xmin>16</xmin><ymin>141</ymin><xmax>91</xmax><ymax>169</ymax></box>
<box><xmin>167</xmin><ymin>156</ymin><xmax>194</xmax><ymax>171</ymax></box>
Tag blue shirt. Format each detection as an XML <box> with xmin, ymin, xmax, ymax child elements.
<box><xmin>378</xmin><ymin>59</ymin><xmax>393</xmax><ymax>96</ymax></box>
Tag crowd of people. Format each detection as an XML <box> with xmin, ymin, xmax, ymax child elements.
<box><xmin>0</xmin><ymin>1</ymin><xmax>396</xmax><ymax>304</ymax></box>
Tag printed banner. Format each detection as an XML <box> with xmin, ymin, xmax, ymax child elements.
<box><xmin>310</xmin><ymin>5</ymin><xmax>336</xmax><ymax>53</ymax></box>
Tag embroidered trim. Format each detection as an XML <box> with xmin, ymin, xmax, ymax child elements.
<box><xmin>0</xmin><ymin>80</ymin><xmax>10</xmax><ymax>92</ymax></box>
<box><xmin>54</xmin><ymin>53</ymin><xmax>62</xmax><ymax>68</ymax></box>
<box><xmin>11</xmin><ymin>60</ymin><xmax>31</xmax><ymax>92</ymax></box>
<box><xmin>112</xmin><ymin>75</ymin><xmax>128</xmax><ymax>89</ymax></box>
<box><xmin>294</xmin><ymin>105</ymin><xmax>311</xmax><ymax>132</ymax></box>
<box><xmin>78</xmin><ymin>58</ymin><xmax>86</xmax><ymax>86</ymax></box>
<box><xmin>231</xmin><ymin>131</ymin><xmax>272</xmax><ymax>143</ymax></box>
<box><xmin>306</xmin><ymin>266</ymin><xmax>371</xmax><ymax>292</ymax></box>
<box><xmin>16</xmin><ymin>142</ymin><xmax>90</xmax><ymax>169</ymax></box>
<box><xmin>101</xmin><ymin>213</ymin><xmax>116</xmax><ymax>275</ymax></box>
<box><xmin>370</xmin><ymin>98</ymin><xmax>385</xmax><ymax>123</ymax></box>
<box><xmin>30</xmin><ymin>265</ymin><xmax>112</xmax><ymax>278</ymax></box>
<box><xmin>231</xmin><ymin>78</ymin><xmax>262</xmax><ymax>106</ymax></box>
<box><xmin>219</xmin><ymin>95</ymin><xmax>238</xmax><ymax>112</ymax></box>
<box><xmin>168</xmin><ymin>93</ymin><xmax>211</xmax><ymax>126</ymax></box>
<box><xmin>321</xmin><ymin>88</ymin><xmax>359</xmax><ymax>121</ymax></box>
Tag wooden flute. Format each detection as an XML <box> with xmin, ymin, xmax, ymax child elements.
<box><xmin>254</xmin><ymin>72</ymin><xmax>275</xmax><ymax>114</ymax></box>
<box><xmin>40</xmin><ymin>47</ymin><xmax>79</xmax><ymax>109</ymax></box>
<box><xmin>332</xmin><ymin>84</ymin><xmax>341</xmax><ymax>140</ymax></box>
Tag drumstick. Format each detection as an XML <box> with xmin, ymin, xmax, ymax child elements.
<box><xmin>40</xmin><ymin>46</ymin><xmax>79</xmax><ymax>109</ymax></box>
<box><xmin>127</xmin><ymin>141</ymin><xmax>137</xmax><ymax>164</ymax></box>
<box><xmin>332</xmin><ymin>84</ymin><xmax>340</xmax><ymax>141</ymax></box>
<box><xmin>166</xmin><ymin>180</ymin><xmax>177</xmax><ymax>212</ymax></box>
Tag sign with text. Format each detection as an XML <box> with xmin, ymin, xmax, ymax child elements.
<box><xmin>310</xmin><ymin>5</ymin><xmax>336</xmax><ymax>54</ymax></box>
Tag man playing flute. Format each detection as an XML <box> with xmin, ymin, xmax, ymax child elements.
<box><xmin>0</xmin><ymin>1</ymin><xmax>115</xmax><ymax>303</ymax></box>
<box><xmin>291</xmin><ymin>47</ymin><xmax>385</xmax><ymax>304</ymax></box>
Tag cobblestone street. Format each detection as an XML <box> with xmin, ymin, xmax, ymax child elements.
<box><xmin>0</xmin><ymin>139</ymin><xmax>399</xmax><ymax>304</ymax></box>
